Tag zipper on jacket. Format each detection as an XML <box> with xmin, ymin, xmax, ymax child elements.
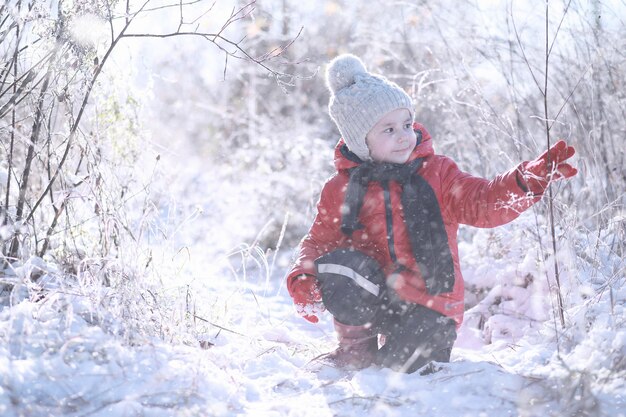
<box><xmin>382</xmin><ymin>180</ymin><xmax>397</xmax><ymax>263</ymax></box>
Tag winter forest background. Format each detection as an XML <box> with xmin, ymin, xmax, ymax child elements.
<box><xmin>0</xmin><ymin>0</ymin><xmax>624</xmax><ymax>416</ymax></box>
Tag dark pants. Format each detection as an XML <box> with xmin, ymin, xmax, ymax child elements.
<box><xmin>373</xmin><ymin>301</ymin><xmax>456</xmax><ymax>373</ymax></box>
<box><xmin>317</xmin><ymin>256</ymin><xmax>457</xmax><ymax>373</ymax></box>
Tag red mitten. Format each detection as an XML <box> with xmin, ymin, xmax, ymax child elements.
<box><xmin>518</xmin><ymin>140</ymin><xmax>578</xmax><ymax>195</ymax></box>
<box><xmin>291</xmin><ymin>275</ymin><xmax>325</xmax><ymax>323</ymax></box>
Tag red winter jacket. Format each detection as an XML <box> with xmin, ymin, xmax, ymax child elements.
<box><xmin>287</xmin><ymin>123</ymin><xmax>540</xmax><ymax>327</ymax></box>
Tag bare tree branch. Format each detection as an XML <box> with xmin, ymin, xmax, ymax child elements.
<box><xmin>119</xmin><ymin>31</ymin><xmax>294</xmax><ymax>79</ymax></box>
<box><xmin>511</xmin><ymin>9</ymin><xmax>544</xmax><ymax>96</ymax></box>
<box><xmin>23</xmin><ymin>0</ymin><xmax>147</xmax><ymax>224</ymax></box>
<box><xmin>548</xmin><ymin>0</ymin><xmax>573</xmax><ymax>59</ymax></box>
<box><xmin>188</xmin><ymin>1</ymin><xmax>217</xmax><ymax>26</ymax></box>
<box><xmin>543</xmin><ymin>1</ymin><xmax>566</xmax><ymax>329</ymax></box>
<box><xmin>0</xmin><ymin>52</ymin><xmax>55</xmax><ymax>118</ymax></box>
<box><xmin>4</xmin><ymin>0</ymin><xmax>304</xmax><ymax>259</ymax></box>
<box><xmin>549</xmin><ymin>62</ymin><xmax>592</xmax><ymax>131</ymax></box>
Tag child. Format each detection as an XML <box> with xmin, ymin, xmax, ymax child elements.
<box><xmin>286</xmin><ymin>54</ymin><xmax>577</xmax><ymax>373</ymax></box>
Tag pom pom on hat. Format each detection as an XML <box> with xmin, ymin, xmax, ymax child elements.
<box><xmin>325</xmin><ymin>54</ymin><xmax>414</xmax><ymax>161</ymax></box>
<box><xmin>326</xmin><ymin>54</ymin><xmax>368</xmax><ymax>94</ymax></box>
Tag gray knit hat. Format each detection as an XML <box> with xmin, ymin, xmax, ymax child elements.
<box><xmin>326</xmin><ymin>54</ymin><xmax>414</xmax><ymax>161</ymax></box>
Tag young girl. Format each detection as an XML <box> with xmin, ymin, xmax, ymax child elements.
<box><xmin>286</xmin><ymin>54</ymin><xmax>577</xmax><ymax>373</ymax></box>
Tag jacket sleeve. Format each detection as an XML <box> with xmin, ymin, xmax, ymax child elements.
<box><xmin>439</xmin><ymin>156</ymin><xmax>541</xmax><ymax>228</ymax></box>
<box><xmin>286</xmin><ymin>174</ymin><xmax>349</xmax><ymax>297</ymax></box>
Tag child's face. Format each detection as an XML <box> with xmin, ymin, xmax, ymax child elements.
<box><xmin>365</xmin><ymin>108</ymin><xmax>416</xmax><ymax>164</ymax></box>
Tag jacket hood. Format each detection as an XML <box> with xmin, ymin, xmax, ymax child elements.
<box><xmin>333</xmin><ymin>122</ymin><xmax>434</xmax><ymax>171</ymax></box>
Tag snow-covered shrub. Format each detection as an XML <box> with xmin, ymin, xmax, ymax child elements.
<box><xmin>456</xmin><ymin>204</ymin><xmax>624</xmax><ymax>416</ymax></box>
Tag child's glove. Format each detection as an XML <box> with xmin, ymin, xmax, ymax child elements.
<box><xmin>518</xmin><ymin>140</ymin><xmax>578</xmax><ymax>195</ymax></box>
<box><xmin>291</xmin><ymin>275</ymin><xmax>325</xmax><ymax>323</ymax></box>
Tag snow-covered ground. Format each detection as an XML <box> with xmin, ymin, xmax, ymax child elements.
<box><xmin>1</xmin><ymin>216</ymin><xmax>624</xmax><ymax>416</ymax></box>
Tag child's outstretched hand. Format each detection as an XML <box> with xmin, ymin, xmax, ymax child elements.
<box><xmin>291</xmin><ymin>275</ymin><xmax>325</xmax><ymax>323</ymax></box>
<box><xmin>518</xmin><ymin>140</ymin><xmax>578</xmax><ymax>195</ymax></box>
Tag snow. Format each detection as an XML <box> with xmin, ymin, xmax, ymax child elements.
<box><xmin>1</xmin><ymin>228</ymin><xmax>624</xmax><ymax>416</ymax></box>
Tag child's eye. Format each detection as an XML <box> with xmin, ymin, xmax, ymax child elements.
<box><xmin>384</xmin><ymin>128</ymin><xmax>394</xmax><ymax>134</ymax></box>
<box><xmin>404</xmin><ymin>123</ymin><xmax>412</xmax><ymax>129</ymax></box>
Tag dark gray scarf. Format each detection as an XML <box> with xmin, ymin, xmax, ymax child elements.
<box><xmin>340</xmin><ymin>147</ymin><xmax>455</xmax><ymax>295</ymax></box>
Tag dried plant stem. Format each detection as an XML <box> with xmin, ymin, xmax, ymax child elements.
<box><xmin>8</xmin><ymin>69</ymin><xmax>54</xmax><ymax>259</ymax></box>
<box><xmin>3</xmin><ymin>20</ymin><xmax>19</xmax><ymax>229</ymax></box>
<box><xmin>16</xmin><ymin>0</ymin><xmax>302</xmax><ymax>259</ymax></box>
<box><xmin>543</xmin><ymin>1</ymin><xmax>567</xmax><ymax>328</ymax></box>
<box><xmin>514</xmin><ymin>1</ymin><xmax>569</xmax><ymax>329</ymax></box>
